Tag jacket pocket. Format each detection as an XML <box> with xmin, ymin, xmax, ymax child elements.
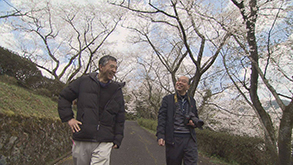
<box><xmin>100</xmin><ymin>111</ymin><xmax>115</xmax><ymax>127</ymax></box>
<box><xmin>73</xmin><ymin>123</ymin><xmax>98</xmax><ymax>140</ymax></box>
<box><xmin>105</xmin><ymin>99</ymin><xmax>120</xmax><ymax>114</ymax></box>
<box><xmin>97</xmin><ymin>125</ymin><xmax>114</xmax><ymax>141</ymax></box>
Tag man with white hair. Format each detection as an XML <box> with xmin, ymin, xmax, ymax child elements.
<box><xmin>157</xmin><ymin>75</ymin><xmax>203</xmax><ymax>165</ymax></box>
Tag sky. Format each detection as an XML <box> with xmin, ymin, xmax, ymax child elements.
<box><xmin>1</xmin><ymin>0</ymin><xmax>291</xmax><ymax>93</ymax></box>
<box><xmin>0</xmin><ymin>0</ymin><xmax>135</xmax><ymax>78</ymax></box>
<box><xmin>1</xmin><ymin>0</ymin><xmax>292</xmax><ymax>138</ymax></box>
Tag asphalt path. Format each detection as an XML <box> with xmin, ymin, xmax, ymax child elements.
<box><xmin>55</xmin><ymin>120</ymin><xmax>222</xmax><ymax>165</ymax></box>
<box><xmin>110</xmin><ymin>120</ymin><xmax>165</xmax><ymax>165</ymax></box>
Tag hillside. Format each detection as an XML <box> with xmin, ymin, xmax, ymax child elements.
<box><xmin>0</xmin><ymin>75</ymin><xmax>59</xmax><ymax>119</ymax></box>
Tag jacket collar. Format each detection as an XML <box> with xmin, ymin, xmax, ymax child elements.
<box><xmin>88</xmin><ymin>72</ymin><xmax>125</xmax><ymax>88</ymax></box>
<box><xmin>174</xmin><ymin>92</ymin><xmax>190</xmax><ymax>104</ymax></box>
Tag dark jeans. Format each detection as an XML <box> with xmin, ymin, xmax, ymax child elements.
<box><xmin>166</xmin><ymin>135</ymin><xmax>198</xmax><ymax>165</ymax></box>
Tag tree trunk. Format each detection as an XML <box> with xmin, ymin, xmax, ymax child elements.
<box><xmin>189</xmin><ymin>69</ymin><xmax>201</xmax><ymax>97</ymax></box>
<box><xmin>244</xmin><ymin>0</ymin><xmax>278</xmax><ymax>163</ymax></box>
<box><xmin>278</xmin><ymin>101</ymin><xmax>293</xmax><ymax>165</ymax></box>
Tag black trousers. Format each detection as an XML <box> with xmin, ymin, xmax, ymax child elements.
<box><xmin>166</xmin><ymin>136</ymin><xmax>198</xmax><ymax>165</ymax></box>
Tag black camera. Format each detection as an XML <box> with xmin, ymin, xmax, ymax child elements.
<box><xmin>184</xmin><ymin>112</ymin><xmax>204</xmax><ymax>130</ymax></box>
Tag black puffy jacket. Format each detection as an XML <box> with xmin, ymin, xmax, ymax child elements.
<box><xmin>58</xmin><ymin>72</ymin><xmax>125</xmax><ymax>147</ymax></box>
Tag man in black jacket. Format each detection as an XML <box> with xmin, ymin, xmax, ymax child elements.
<box><xmin>58</xmin><ymin>55</ymin><xmax>125</xmax><ymax>165</ymax></box>
<box><xmin>156</xmin><ymin>76</ymin><xmax>202</xmax><ymax>165</ymax></box>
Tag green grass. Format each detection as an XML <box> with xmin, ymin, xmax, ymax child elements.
<box><xmin>205</xmin><ymin>153</ymin><xmax>239</xmax><ymax>165</ymax></box>
<box><xmin>0</xmin><ymin>80</ymin><xmax>59</xmax><ymax>119</ymax></box>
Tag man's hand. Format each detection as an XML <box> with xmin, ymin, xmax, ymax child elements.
<box><xmin>68</xmin><ymin>118</ymin><xmax>82</xmax><ymax>133</ymax></box>
<box><xmin>113</xmin><ymin>144</ymin><xmax>118</xmax><ymax>149</ymax></box>
<box><xmin>158</xmin><ymin>138</ymin><xmax>165</xmax><ymax>146</ymax></box>
<box><xmin>186</xmin><ymin>120</ymin><xmax>195</xmax><ymax>127</ymax></box>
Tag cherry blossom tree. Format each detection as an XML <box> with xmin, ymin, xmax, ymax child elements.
<box><xmin>2</xmin><ymin>0</ymin><xmax>124</xmax><ymax>83</ymax></box>
<box><xmin>112</xmin><ymin>0</ymin><xmax>292</xmax><ymax>163</ymax></box>
<box><xmin>111</xmin><ymin>0</ymin><xmax>231</xmax><ymax>97</ymax></box>
<box><xmin>218</xmin><ymin>0</ymin><xmax>292</xmax><ymax>164</ymax></box>
<box><xmin>0</xmin><ymin>0</ymin><xmax>28</xmax><ymax>19</ymax></box>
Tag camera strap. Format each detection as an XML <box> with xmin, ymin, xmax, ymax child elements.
<box><xmin>174</xmin><ymin>93</ymin><xmax>190</xmax><ymax>115</ymax></box>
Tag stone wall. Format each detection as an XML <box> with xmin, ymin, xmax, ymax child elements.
<box><xmin>0</xmin><ymin>113</ymin><xmax>72</xmax><ymax>165</ymax></box>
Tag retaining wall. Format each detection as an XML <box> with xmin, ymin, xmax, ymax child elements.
<box><xmin>0</xmin><ymin>113</ymin><xmax>72</xmax><ymax>165</ymax></box>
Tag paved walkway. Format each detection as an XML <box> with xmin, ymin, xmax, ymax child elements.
<box><xmin>55</xmin><ymin>121</ymin><xmax>224</xmax><ymax>165</ymax></box>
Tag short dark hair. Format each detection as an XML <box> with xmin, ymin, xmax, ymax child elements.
<box><xmin>98</xmin><ymin>55</ymin><xmax>117</xmax><ymax>66</ymax></box>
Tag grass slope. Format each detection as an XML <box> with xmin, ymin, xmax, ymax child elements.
<box><xmin>0</xmin><ymin>78</ymin><xmax>59</xmax><ymax>119</ymax></box>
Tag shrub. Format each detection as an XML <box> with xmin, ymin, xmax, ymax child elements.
<box><xmin>0</xmin><ymin>47</ymin><xmax>66</xmax><ymax>101</ymax></box>
<box><xmin>196</xmin><ymin>129</ymin><xmax>272</xmax><ymax>165</ymax></box>
<box><xmin>137</xmin><ymin>118</ymin><xmax>272</xmax><ymax>165</ymax></box>
<box><xmin>125</xmin><ymin>112</ymin><xmax>137</xmax><ymax>120</ymax></box>
<box><xmin>137</xmin><ymin>118</ymin><xmax>157</xmax><ymax>131</ymax></box>
<box><xmin>0</xmin><ymin>47</ymin><xmax>43</xmax><ymax>89</ymax></box>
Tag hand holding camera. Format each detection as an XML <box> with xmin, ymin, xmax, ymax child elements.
<box><xmin>184</xmin><ymin>112</ymin><xmax>204</xmax><ymax>130</ymax></box>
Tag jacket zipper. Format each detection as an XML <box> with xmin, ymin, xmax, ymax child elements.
<box><xmin>97</xmin><ymin>122</ymin><xmax>100</xmax><ymax>130</ymax></box>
